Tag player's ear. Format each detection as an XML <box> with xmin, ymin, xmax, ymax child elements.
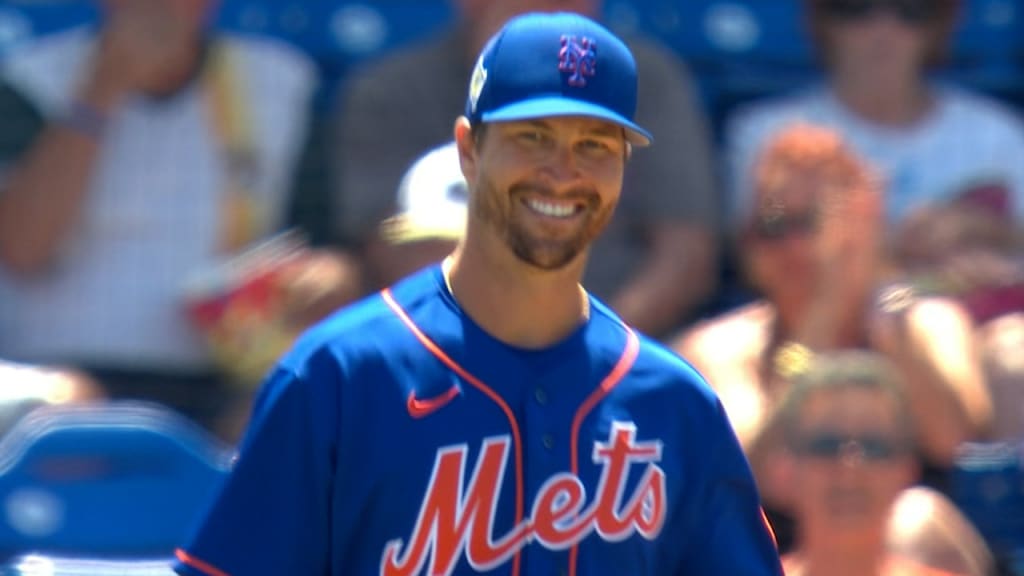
<box><xmin>454</xmin><ymin>117</ymin><xmax>479</xmax><ymax>186</ymax></box>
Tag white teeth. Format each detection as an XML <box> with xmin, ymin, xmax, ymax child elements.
<box><xmin>526</xmin><ymin>199</ymin><xmax>576</xmax><ymax>218</ymax></box>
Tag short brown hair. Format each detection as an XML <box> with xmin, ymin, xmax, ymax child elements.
<box><xmin>804</xmin><ymin>0</ymin><xmax>961</xmax><ymax>69</ymax></box>
<box><xmin>777</xmin><ymin>350</ymin><xmax>914</xmax><ymax>447</ymax></box>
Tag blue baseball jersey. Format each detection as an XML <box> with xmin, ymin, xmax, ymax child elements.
<box><xmin>174</xmin><ymin>265</ymin><xmax>782</xmax><ymax>576</ymax></box>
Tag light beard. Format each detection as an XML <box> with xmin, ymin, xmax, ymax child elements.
<box><xmin>473</xmin><ymin>179</ymin><xmax>615</xmax><ymax>271</ymax></box>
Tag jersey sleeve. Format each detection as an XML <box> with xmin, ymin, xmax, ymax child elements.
<box><xmin>677</xmin><ymin>398</ymin><xmax>784</xmax><ymax>575</ymax></box>
<box><xmin>174</xmin><ymin>362</ymin><xmax>338</xmax><ymax>576</ymax></box>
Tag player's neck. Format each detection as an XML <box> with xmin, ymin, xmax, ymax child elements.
<box><xmin>444</xmin><ymin>244</ymin><xmax>590</xmax><ymax>350</ymax></box>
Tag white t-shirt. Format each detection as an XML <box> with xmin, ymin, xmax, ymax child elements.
<box><xmin>726</xmin><ymin>84</ymin><xmax>1024</xmax><ymax>228</ymax></box>
<box><xmin>0</xmin><ymin>27</ymin><xmax>315</xmax><ymax>371</ymax></box>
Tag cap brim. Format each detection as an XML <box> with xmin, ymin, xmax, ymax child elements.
<box><xmin>480</xmin><ymin>97</ymin><xmax>652</xmax><ymax>146</ymax></box>
<box><xmin>380</xmin><ymin>212</ymin><xmax>466</xmax><ymax>244</ymax></box>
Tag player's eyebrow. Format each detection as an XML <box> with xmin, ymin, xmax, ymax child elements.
<box><xmin>581</xmin><ymin>122</ymin><xmax>622</xmax><ymax>138</ymax></box>
<box><xmin>520</xmin><ymin>118</ymin><xmax>617</xmax><ymax>134</ymax></box>
<box><xmin>521</xmin><ymin>120</ymin><xmax>555</xmax><ymax>131</ymax></box>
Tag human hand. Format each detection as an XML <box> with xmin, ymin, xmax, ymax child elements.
<box><xmin>278</xmin><ymin>249</ymin><xmax>364</xmax><ymax>331</ymax></box>
<box><xmin>893</xmin><ymin>202</ymin><xmax>1012</xmax><ymax>269</ymax></box>
<box><xmin>814</xmin><ymin>175</ymin><xmax>884</xmax><ymax>290</ymax></box>
<box><xmin>802</xmin><ymin>175</ymin><xmax>885</xmax><ymax>342</ymax></box>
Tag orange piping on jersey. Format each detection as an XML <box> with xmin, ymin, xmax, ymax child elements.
<box><xmin>761</xmin><ymin>506</ymin><xmax>779</xmax><ymax>550</ymax></box>
<box><xmin>382</xmin><ymin>288</ymin><xmax>525</xmax><ymax>576</ymax></box>
<box><xmin>175</xmin><ymin>548</ymin><xmax>230</xmax><ymax>576</ymax></box>
<box><xmin>567</xmin><ymin>326</ymin><xmax>640</xmax><ymax>576</ymax></box>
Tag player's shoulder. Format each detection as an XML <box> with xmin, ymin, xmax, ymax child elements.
<box><xmin>590</xmin><ymin>301</ymin><xmax>719</xmax><ymax>405</ymax></box>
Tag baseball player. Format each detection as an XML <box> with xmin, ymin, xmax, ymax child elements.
<box><xmin>174</xmin><ymin>12</ymin><xmax>782</xmax><ymax>576</ymax></box>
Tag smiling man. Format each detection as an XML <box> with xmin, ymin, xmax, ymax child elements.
<box><xmin>335</xmin><ymin>0</ymin><xmax>720</xmax><ymax>340</ymax></box>
<box><xmin>174</xmin><ymin>12</ymin><xmax>782</xmax><ymax>576</ymax></box>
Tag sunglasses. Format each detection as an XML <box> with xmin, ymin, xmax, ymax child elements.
<box><xmin>794</xmin><ymin>432</ymin><xmax>909</xmax><ymax>462</ymax></box>
<box><xmin>822</xmin><ymin>0</ymin><xmax>936</xmax><ymax>24</ymax></box>
<box><xmin>751</xmin><ymin>210</ymin><xmax>818</xmax><ymax>240</ymax></box>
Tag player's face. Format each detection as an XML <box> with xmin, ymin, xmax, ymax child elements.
<box><xmin>465</xmin><ymin>116</ymin><xmax>626</xmax><ymax>270</ymax></box>
<box><xmin>789</xmin><ymin>386</ymin><xmax>915</xmax><ymax>543</ymax></box>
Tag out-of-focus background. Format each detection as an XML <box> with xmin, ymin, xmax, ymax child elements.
<box><xmin>0</xmin><ymin>0</ymin><xmax>1021</xmax><ymax>573</ymax></box>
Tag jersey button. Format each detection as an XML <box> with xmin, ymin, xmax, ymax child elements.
<box><xmin>534</xmin><ymin>387</ymin><xmax>548</xmax><ymax>405</ymax></box>
<box><xmin>542</xmin><ymin>434</ymin><xmax>555</xmax><ymax>450</ymax></box>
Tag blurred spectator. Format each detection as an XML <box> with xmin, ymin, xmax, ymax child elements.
<box><xmin>333</xmin><ymin>0</ymin><xmax>719</xmax><ymax>339</ymax></box>
<box><xmin>376</xmin><ymin>141</ymin><xmax>467</xmax><ymax>279</ymax></box>
<box><xmin>727</xmin><ymin>0</ymin><xmax>1024</xmax><ymax>444</ymax></box>
<box><xmin>774</xmin><ymin>350</ymin><xmax>994</xmax><ymax>575</ymax></box>
<box><xmin>0</xmin><ymin>358</ymin><xmax>103</xmax><ymax>434</ymax></box>
<box><xmin>976</xmin><ymin>311</ymin><xmax>1024</xmax><ymax>441</ymax></box>
<box><xmin>728</xmin><ymin>0</ymin><xmax>1024</xmax><ymax>230</ymax></box>
<box><xmin>889</xmin><ymin>486</ymin><xmax>1000</xmax><ymax>576</ymax></box>
<box><xmin>0</xmin><ymin>0</ymin><xmax>360</xmax><ymax>442</ymax></box>
<box><xmin>672</xmin><ymin>124</ymin><xmax>993</xmax><ymax>551</ymax></box>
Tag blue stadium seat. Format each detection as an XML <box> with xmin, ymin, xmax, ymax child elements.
<box><xmin>944</xmin><ymin>0</ymin><xmax>1024</xmax><ymax>107</ymax></box>
<box><xmin>2</xmin><ymin>553</ymin><xmax>175</xmax><ymax>575</ymax></box>
<box><xmin>215</xmin><ymin>0</ymin><xmax>453</xmax><ymax>74</ymax></box>
<box><xmin>215</xmin><ymin>0</ymin><xmax>454</xmax><ymax>108</ymax></box>
<box><xmin>951</xmin><ymin>442</ymin><xmax>1024</xmax><ymax>574</ymax></box>
<box><xmin>602</xmin><ymin>0</ymin><xmax>820</xmax><ymax>138</ymax></box>
<box><xmin>603</xmin><ymin>0</ymin><xmax>814</xmax><ymax>69</ymax></box>
<box><xmin>950</xmin><ymin>0</ymin><xmax>1024</xmax><ymax>67</ymax></box>
<box><xmin>0</xmin><ymin>1</ymin><xmax>97</xmax><ymax>57</ymax></box>
<box><xmin>0</xmin><ymin>402</ymin><xmax>234</xmax><ymax>561</ymax></box>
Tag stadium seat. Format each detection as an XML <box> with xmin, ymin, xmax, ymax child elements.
<box><xmin>602</xmin><ymin>0</ymin><xmax>820</xmax><ymax>138</ymax></box>
<box><xmin>949</xmin><ymin>0</ymin><xmax>1023</xmax><ymax>67</ymax></box>
<box><xmin>0</xmin><ymin>402</ymin><xmax>234</xmax><ymax>561</ymax></box>
<box><xmin>2</xmin><ymin>553</ymin><xmax>175</xmax><ymax>576</ymax></box>
<box><xmin>0</xmin><ymin>1</ymin><xmax>97</xmax><ymax>57</ymax></box>
<box><xmin>950</xmin><ymin>441</ymin><xmax>1024</xmax><ymax>575</ymax></box>
<box><xmin>603</xmin><ymin>0</ymin><xmax>814</xmax><ymax>68</ymax></box>
<box><xmin>215</xmin><ymin>0</ymin><xmax>453</xmax><ymax>87</ymax></box>
<box><xmin>944</xmin><ymin>0</ymin><xmax>1024</xmax><ymax>108</ymax></box>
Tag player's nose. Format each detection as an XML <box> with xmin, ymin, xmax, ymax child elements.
<box><xmin>538</xmin><ymin>143</ymin><xmax>583</xmax><ymax>187</ymax></box>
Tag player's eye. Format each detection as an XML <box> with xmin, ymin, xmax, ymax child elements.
<box><xmin>516</xmin><ymin>129</ymin><xmax>550</xmax><ymax>146</ymax></box>
<box><xmin>577</xmin><ymin>137</ymin><xmax>619</xmax><ymax>159</ymax></box>
<box><xmin>579</xmin><ymin>138</ymin><xmax>611</xmax><ymax>152</ymax></box>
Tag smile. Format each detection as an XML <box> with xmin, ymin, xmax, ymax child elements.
<box><xmin>524</xmin><ymin>198</ymin><xmax>582</xmax><ymax>219</ymax></box>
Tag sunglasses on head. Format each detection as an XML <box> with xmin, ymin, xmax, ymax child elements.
<box><xmin>822</xmin><ymin>0</ymin><xmax>936</xmax><ymax>24</ymax></box>
<box><xmin>794</xmin><ymin>432</ymin><xmax>908</xmax><ymax>462</ymax></box>
<box><xmin>751</xmin><ymin>210</ymin><xmax>818</xmax><ymax>241</ymax></box>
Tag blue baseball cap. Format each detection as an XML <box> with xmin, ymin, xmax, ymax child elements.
<box><xmin>465</xmin><ymin>12</ymin><xmax>653</xmax><ymax>147</ymax></box>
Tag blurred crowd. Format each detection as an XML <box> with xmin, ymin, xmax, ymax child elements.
<box><xmin>0</xmin><ymin>0</ymin><xmax>1022</xmax><ymax>573</ymax></box>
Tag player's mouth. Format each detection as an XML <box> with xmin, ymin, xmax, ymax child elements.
<box><xmin>522</xmin><ymin>197</ymin><xmax>585</xmax><ymax>219</ymax></box>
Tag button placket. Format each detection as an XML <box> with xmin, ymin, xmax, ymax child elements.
<box><xmin>534</xmin><ymin>387</ymin><xmax>548</xmax><ymax>405</ymax></box>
